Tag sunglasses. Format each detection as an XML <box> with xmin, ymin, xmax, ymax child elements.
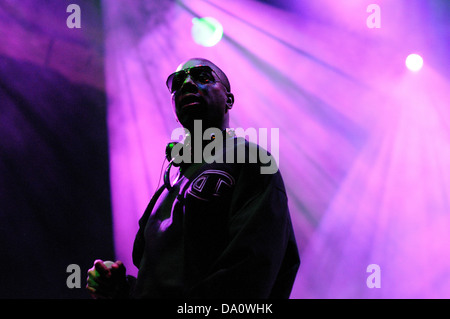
<box><xmin>166</xmin><ymin>65</ymin><xmax>227</xmax><ymax>93</ymax></box>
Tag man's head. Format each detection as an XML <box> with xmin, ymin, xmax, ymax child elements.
<box><xmin>166</xmin><ymin>58</ymin><xmax>234</xmax><ymax>132</ymax></box>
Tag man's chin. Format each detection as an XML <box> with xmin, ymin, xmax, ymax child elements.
<box><xmin>177</xmin><ymin>109</ymin><xmax>205</xmax><ymax>126</ymax></box>
<box><xmin>178</xmin><ymin>116</ymin><xmax>205</xmax><ymax>130</ymax></box>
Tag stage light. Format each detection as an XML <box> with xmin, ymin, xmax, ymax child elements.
<box><xmin>191</xmin><ymin>17</ymin><xmax>223</xmax><ymax>47</ymax></box>
<box><xmin>405</xmin><ymin>53</ymin><xmax>423</xmax><ymax>72</ymax></box>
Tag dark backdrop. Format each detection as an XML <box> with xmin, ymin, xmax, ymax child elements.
<box><xmin>0</xmin><ymin>55</ymin><xmax>114</xmax><ymax>299</ymax></box>
<box><xmin>0</xmin><ymin>0</ymin><xmax>114</xmax><ymax>298</ymax></box>
<box><xmin>0</xmin><ymin>54</ymin><xmax>114</xmax><ymax>299</ymax></box>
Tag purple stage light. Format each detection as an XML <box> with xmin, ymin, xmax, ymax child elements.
<box><xmin>191</xmin><ymin>17</ymin><xmax>224</xmax><ymax>47</ymax></box>
<box><xmin>405</xmin><ymin>53</ymin><xmax>424</xmax><ymax>72</ymax></box>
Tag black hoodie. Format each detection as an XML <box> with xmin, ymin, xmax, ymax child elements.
<box><xmin>131</xmin><ymin>136</ymin><xmax>300</xmax><ymax>298</ymax></box>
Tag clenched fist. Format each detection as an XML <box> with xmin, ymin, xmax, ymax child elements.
<box><xmin>86</xmin><ymin>260</ymin><xmax>129</xmax><ymax>299</ymax></box>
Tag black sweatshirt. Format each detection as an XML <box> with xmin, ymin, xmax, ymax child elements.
<box><xmin>131</xmin><ymin>136</ymin><xmax>300</xmax><ymax>298</ymax></box>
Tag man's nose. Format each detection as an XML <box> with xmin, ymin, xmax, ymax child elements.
<box><xmin>183</xmin><ymin>74</ymin><xmax>196</xmax><ymax>85</ymax></box>
<box><xmin>180</xmin><ymin>74</ymin><xmax>197</xmax><ymax>92</ymax></box>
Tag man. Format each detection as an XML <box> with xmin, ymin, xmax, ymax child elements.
<box><xmin>87</xmin><ymin>58</ymin><xmax>300</xmax><ymax>299</ymax></box>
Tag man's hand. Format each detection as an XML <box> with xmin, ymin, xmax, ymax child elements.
<box><xmin>86</xmin><ymin>259</ymin><xmax>129</xmax><ymax>299</ymax></box>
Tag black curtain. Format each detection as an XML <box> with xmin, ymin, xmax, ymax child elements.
<box><xmin>0</xmin><ymin>55</ymin><xmax>114</xmax><ymax>298</ymax></box>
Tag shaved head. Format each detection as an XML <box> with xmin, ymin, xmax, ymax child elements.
<box><xmin>176</xmin><ymin>58</ymin><xmax>231</xmax><ymax>92</ymax></box>
<box><xmin>170</xmin><ymin>57</ymin><xmax>234</xmax><ymax>132</ymax></box>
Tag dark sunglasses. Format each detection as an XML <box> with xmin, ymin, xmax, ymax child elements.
<box><xmin>166</xmin><ymin>65</ymin><xmax>226</xmax><ymax>93</ymax></box>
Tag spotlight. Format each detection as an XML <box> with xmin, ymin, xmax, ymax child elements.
<box><xmin>405</xmin><ymin>53</ymin><xmax>423</xmax><ymax>72</ymax></box>
<box><xmin>191</xmin><ymin>17</ymin><xmax>223</xmax><ymax>47</ymax></box>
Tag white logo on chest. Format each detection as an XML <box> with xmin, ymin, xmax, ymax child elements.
<box><xmin>187</xmin><ymin>169</ymin><xmax>235</xmax><ymax>201</ymax></box>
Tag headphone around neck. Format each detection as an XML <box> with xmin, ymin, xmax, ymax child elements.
<box><xmin>163</xmin><ymin>129</ymin><xmax>235</xmax><ymax>190</ymax></box>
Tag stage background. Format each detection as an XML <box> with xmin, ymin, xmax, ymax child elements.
<box><xmin>0</xmin><ymin>0</ymin><xmax>113</xmax><ymax>298</ymax></box>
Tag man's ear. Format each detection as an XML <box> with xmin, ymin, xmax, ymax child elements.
<box><xmin>225</xmin><ymin>93</ymin><xmax>234</xmax><ymax>110</ymax></box>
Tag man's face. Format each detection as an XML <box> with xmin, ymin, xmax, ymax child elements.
<box><xmin>169</xmin><ymin>59</ymin><xmax>232</xmax><ymax>131</ymax></box>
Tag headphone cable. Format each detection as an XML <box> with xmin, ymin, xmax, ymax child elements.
<box><xmin>156</xmin><ymin>156</ymin><xmax>167</xmax><ymax>190</ymax></box>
